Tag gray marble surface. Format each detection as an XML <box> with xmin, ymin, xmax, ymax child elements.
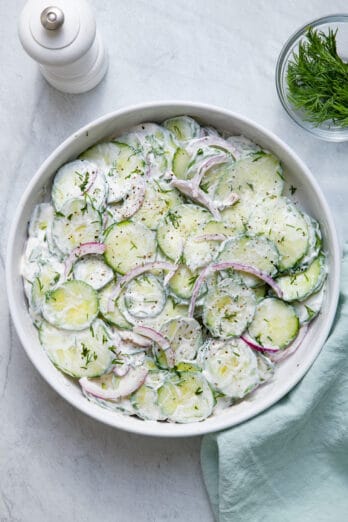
<box><xmin>1</xmin><ymin>1</ymin><xmax>347</xmax><ymax>520</ymax></box>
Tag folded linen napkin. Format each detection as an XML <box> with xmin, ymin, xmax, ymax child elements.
<box><xmin>201</xmin><ymin>246</ymin><xmax>348</xmax><ymax>522</ymax></box>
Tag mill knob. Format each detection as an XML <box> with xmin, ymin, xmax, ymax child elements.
<box><xmin>18</xmin><ymin>0</ymin><xmax>108</xmax><ymax>94</ymax></box>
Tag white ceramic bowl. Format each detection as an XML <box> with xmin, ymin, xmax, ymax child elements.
<box><xmin>6</xmin><ymin>101</ymin><xmax>341</xmax><ymax>437</ymax></box>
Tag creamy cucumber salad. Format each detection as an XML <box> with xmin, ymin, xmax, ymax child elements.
<box><xmin>21</xmin><ymin>116</ymin><xmax>327</xmax><ymax>423</ymax></box>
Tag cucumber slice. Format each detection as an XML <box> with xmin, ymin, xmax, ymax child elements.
<box><xmin>31</xmin><ymin>262</ymin><xmax>63</xmax><ymax>312</ymax></box>
<box><xmin>124</xmin><ymin>273</ymin><xmax>166</xmax><ymax>318</ymax></box>
<box><xmin>132</xmin><ymin>179</ymin><xmax>183</xmax><ymax>230</ymax></box>
<box><xmin>157</xmin><ymin>372</ymin><xmax>214</xmax><ymax>423</ymax></box>
<box><xmin>298</xmin><ymin>214</ymin><xmax>322</xmax><ymax>268</ymax></box>
<box><xmin>217</xmin><ymin>234</ymin><xmax>279</xmax><ymax>287</ymax></box>
<box><xmin>79</xmin><ymin>142</ymin><xmax>124</xmax><ymax>174</ymax></box>
<box><xmin>163</xmin><ymin>116</ymin><xmax>201</xmax><ymax>142</ymax></box>
<box><xmin>252</xmin><ymin>285</ymin><xmax>267</xmax><ymax>302</ymax></box>
<box><xmin>202</xmin><ymin>338</ymin><xmax>261</xmax><ymax>398</ymax></box>
<box><xmin>183</xmin><ymin>234</ymin><xmax>221</xmax><ymax>271</ymax></box>
<box><xmin>104</xmin><ymin>221</ymin><xmax>156</xmax><ymax>274</ymax></box>
<box><xmin>52</xmin><ymin>198</ymin><xmax>102</xmax><ymax>255</ymax></box>
<box><xmin>80</xmin><ymin>142</ymin><xmax>145</xmax><ymax>198</ymax></box>
<box><xmin>104</xmin><ymin>143</ymin><xmax>145</xmax><ymax>203</ymax></box>
<box><xmin>174</xmin><ymin>361</ymin><xmax>202</xmax><ymax>373</ymax></box>
<box><xmin>42</xmin><ymin>280</ymin><xmax>99</xmax><ymax>331</ymax></box>
<box><xmin>248</xmin><ymin>197</ymin><xmax>309</xmax><ymax>271</ymax></box>
<box><xmin>168</xmin><ymin>265</ymin><xmax>201</xmax><ymax>300</ymax></box>
<box><xmin>226</xmin><ymin>135</ymin><xmax>262</xmax><ymax>160</ymax></box>
<box><xmin>142</xmin><ymin>357</ymin><xmax>169</xmax><ymax>385</ymax></box>
<box><xmin>21</xmin><ymin>238</ymin><xmax>57</xmax><ymax>284</ymax></box>
<box><xmin>157</xmin><ymin>204</ymin><xmax>211</xmax><ymax>261</ymax></box>
<box><xmin>81</xmin><ymin>365</ymin><xmax>147</xmax><ymax>403</ymax></box>
<box><xmin>28</xmin><ymin>203</ymin><xmax>62</xmax><ymax>257</ymax></box>
<box><xmin>99</xmin><ymin>281</ymin><xmax>131</xmax><ymax>328</ymax></box>
<box><xmin>227</xmin><ymin>153</ymin><xmax>284</xmax><ymax>201</ymax></box>
<box><xmin>248</xmin><ymin>297</ymin><xmax>299</xmax><ymax>349</ymax></box>
<box><xmin>157</xmin><ymin>317</ymin><xmax>203</xmax><ymax>368</ymax></box>
<box><xmin>202</xmin><ymin>220</ymin><xmax>238</xmax><ymax>236</ymax></box>
<box><xmin>203</xmin><ymin>279</ymin><xmax>256</xmax><ymax>339</ymax></box>
<box><xmin>73</xmin><ymin>256</ymin><xmax>114</xmax><ymax>290</ymax></box>
<box><xmin>275</xmin><ymin>254</ymin><xmax>327</xmax><ymax>302</ymax></box>
<box><xmin>220</xmin><ymin>198</ymin><xmax>252</xmax><ymax>234</ymax></box>
<box><xmin>29</xmin><ymin>202</ymin><xmax>54</xmax><ymax>239</ymax></box>
<box><xmin>198</xmin><ymin>160</ymin><xmax>234</xmax><ymax>197</ymax></box>
<box><xmin>119</xmin><ymin>123</ymin><xmax>178</xmax><ymax>177</ymax></box>
<box><xmin>131</xmin><ymin>385</ymin><xmax>166</xmax><ymax>421</ymax></box>
<box><xmin>39</xmin><ymin>319</ymin><xmax>114</xmax><ymax>378</ymax></box>
<box><xmin>52</xmin><ymin>160</ymin><xmax>107</xmax><ymax>211</ymax></box>
<box><xmin>119</xmin><ymin>295</ymin><xmax>189</xmax><ymax>330</ymax></box>
<box><xmin>293</xmin><ymin>286</ymin><xmax>325</xmax><ymax>325</ymax></box>
<box><xmin>182</xmin><ymin>219</ymin><xmax>236</xmax><ymax>271</ymax></box>
<box><xmin>257</xmin><ymin>353</ymin><xmax>275</xmax><ymax>383</ymax></box>
<box><xmin>172</xmin><ymin>148</ymin><xmax>191</xmax><ymax>179</ymax></box>
<box><xmin>106</xmin><ymin>174</ymin><xmax>146</xmax><ymax>222</ymax></box>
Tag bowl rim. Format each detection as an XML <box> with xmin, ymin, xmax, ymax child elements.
<box><xmin>6</xmin><ymin>100</ymin><xmax>341</xmax><ymax>437</ymax></box>
<box><xmin>275</xmin><ymin>13</ymin><xmax>348</xmax><ymax>142</ymax></box>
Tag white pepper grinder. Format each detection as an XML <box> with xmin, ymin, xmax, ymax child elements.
<box><xmin>18</xmin><ymin>0</ymin><xmax>108</xmax><ymax>93</ymax></box>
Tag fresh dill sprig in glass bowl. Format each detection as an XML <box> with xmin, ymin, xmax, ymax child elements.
<box><xmin>276</xmin><ymin>14</ymin><xmax>348</xmax><ymax>141</ymax></box>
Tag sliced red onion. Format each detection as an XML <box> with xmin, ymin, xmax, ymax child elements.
<box><xmin>163</xmin><ymin>347</ymin><xmax>176</xmax><ymax>369</ymax></box>
<box><xmin>170</xmin><ymin>178</ymin><xmax>221</xmax><ymax>220</ymax></box>
<box><xmin>133</xmin><ymin>325</ymin><xmax>176</xmax><ymax>368</ymax></box>
<box><xmin>79</xmin><ymin>366</ymin><xmax>148</xmax><ymax>401</ymax></box>
<box><xmin>241</xmin><ymin>325</ymin><xmax>309</xmax><ymax>361</ymax></box>
<box><xmin>211</xmin><ymin>262</ymin><xmax>283</xmax><ymax>298</ymax></box>
<box><xmin>241</xmin><ymin>334</ymin><xmax>279</xmax><ymax>353</ymax></box>
<box><xmin>189</xmin><ymin>262</ymin><xmax>283</xmax><ymax>317</ymax></box>
<box><xmin>192</xmin><ymin>154</ymin><xmax>228</xmax><ymax>192</ymax></box>
<box><xmin>163</xmin><ymin>266</ymin><xmax>178</xmax><ymax>286</ymax></box>
<box><xmin>64</xmin><ymin>242</ymin><xmax>106</xmax><ymax>277</ymax></box>
<box><xmin>133</xmin><ymin>325</ymin><xmax>170</xmax><ymax>351</ymax></box>
<box><xmin>107</xmin><ymin>261</ymin><xmax>178</xmax><ymax>312</ymax></box>
<box><xmin>194</xmin><ymin>234</ymin><xmax>227</xmax><ymax>242</ymax></box>
<box><xmin>118</xmin><ymin>329</ymin><xmax>153</xmax><ymax>348</ymax></box>
<box><xmin>186</xmin><ymin>136</ymin><xmax>238</xmax><ymax>159</ymax></box>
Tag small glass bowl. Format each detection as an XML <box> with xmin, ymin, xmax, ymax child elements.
<box><xmin>276</xmin><ymin>14</ymin><xmax>348</xmax><ymax>142</ymax></box>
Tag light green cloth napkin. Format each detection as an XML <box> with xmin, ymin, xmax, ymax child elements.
<box><xmin>201</xmin><ymin>246</ymin><xmax>348</xmax><ymax>522</ymax></box>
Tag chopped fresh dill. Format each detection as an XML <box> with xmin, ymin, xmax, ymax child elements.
<box><xmin>251</xmin><ymin>150</ymin><xmax>267</xmax><ymax>161</ymax></box>
<box><xmin>167</xmin><ymin>212</ymin><xmax>181</xmax><ymax>229</ymax></box>
<box><xmin>78</xmin><ymin>171</ymin><xmax>90</xmax><ymax>192</ymax></box>
<box><xmin>80</xmin><ymin>343</ymin><xmax>97</xmax><ymax>369</ymax></box>
<box><xmin>286</xmin><ymin>27</ymin><xmax>348</xmax><ymax>127</ymax></box>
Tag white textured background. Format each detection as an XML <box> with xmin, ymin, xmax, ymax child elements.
<box><xmin>1</xmin><ymin>1</ymin><xmax>347</xmax><ymax>520</ymax></box>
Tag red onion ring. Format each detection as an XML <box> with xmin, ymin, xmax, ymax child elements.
<box><xmin>241</xmin><ymin>334</ymin><xmax>279</xmax><ymax>353</ymax></box>
<box><xmin>79</xmin><ymin>366</ymin><xmax>148</xmax><ymax>401</ymax></box>
<box><xmin>186</xmin><ymin>136</ymin><xmax>239</xmax><ymax>159</ymax></box>
<box><xmin>64</xmin><ymin>242</ymin><xmax>106</xmax><ymax>277</ymax></box>
<box><xmin>118</xmin><ymin>329</ymin><xmax>153</xmax><ymax>348</ymax></box>
<box><xmin>189</xmin><ymin>262</ymin><xmax>283</xmax><ymax>317</ymax></box>
<box><xmin>133</xmin><ymin>326</ymin><xmax>170</xmax><ymax>351</ymax></box>
<box><xmin>107</xmin><ymin>261</ymin><xmax>178</xmax><ymax>312</ymax></box>
<box><xmin>170</xmin><ymin>178</ymin><xmax>221</xmax><ymax>220</ymax></box>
